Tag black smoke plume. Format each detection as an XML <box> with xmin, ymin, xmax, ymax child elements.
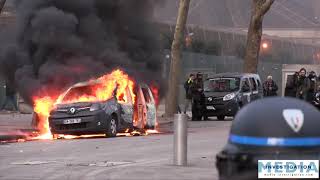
<box><xmin>0</xmin><ymin>0</ymin><xmax>164</xmax><ymax>104</ymax></box>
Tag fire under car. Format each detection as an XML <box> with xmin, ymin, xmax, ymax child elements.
<box><xmin>32</xmin><ymin>81</ymin><xmax>157</xmax><ymax>137</ymax></box>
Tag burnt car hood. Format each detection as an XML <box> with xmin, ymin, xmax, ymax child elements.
<box><xmin>204</xmin><ymin>91</ymin><xmax>236</xmax><ymax>98</ymax></box>
<box><xmin>56</xmin><ymin>102</ymin><xmax>93</xmax><ymax>109</ymax></box>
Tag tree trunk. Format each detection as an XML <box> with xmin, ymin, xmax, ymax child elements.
<box><xmin>244</xmin><ymin>11</ymin><xmax>263</xmax><ymax>73</ymax></box>
<box><xmin>0</xmin><ymin>0</ymin><xmax>6</xmax><ymax>14</ymax></box>
<box><xmin>165</xmin><ymin>0</ymin><xmax>191</xmax><ymax>117</ymax></box>
<box><xmin>244</xmin><ymin>0</ymin><xmax>274</xmax><ymax>73</ymax></box>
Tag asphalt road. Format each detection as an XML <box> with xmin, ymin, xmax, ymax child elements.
<box><xmin>0</xmin><ymin>121</ymin><xmax>232</xmax><ymax>180</ymax></box>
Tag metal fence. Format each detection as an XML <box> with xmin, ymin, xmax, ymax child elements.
<box><xmin>163</xmin><ymin>51</ymin><xmax>286</xmax><ymax>104</ymax></box>
<box><xmin>158</xmin><ymin>22</ymin><xmax>320</xmax><ymax>64</ymax></box>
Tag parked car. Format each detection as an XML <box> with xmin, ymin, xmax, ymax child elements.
<box><xmin>202</xmin><ymin>73</ymin><xmax>263</xmax><ymax>120</ymax></box>
<box><xmin>32</xmin><ymin>81</ymin><xmax>157</xmax><ymax>137</ymax></box>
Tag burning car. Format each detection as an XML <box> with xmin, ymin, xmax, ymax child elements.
<box><xmin>32</xmin><ymin>70</ymin><xmax>158</xmax><ymax>138</ymax></box>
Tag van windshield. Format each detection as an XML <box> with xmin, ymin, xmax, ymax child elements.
<box><xmin>62</xmin><ymin>84</ymin><xmax>101</xmax><ymax>103</ymax></box>
<box><xmin>204</xmin><ymin>78</ymin><xmax>240</xmax><ymax>92</ymax></box>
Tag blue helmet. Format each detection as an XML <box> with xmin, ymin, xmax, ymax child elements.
<box><xmin>216</xmin><ymin>97</ymin><xmax>320</xmax><ymax>180</ymax></box>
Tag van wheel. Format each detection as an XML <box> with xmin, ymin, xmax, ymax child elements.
<box><xmin>106</xmin><ymin>116</ymin><xmax>117</xmax><ymax>137</ymax></box>
<box><xmin>217</xmin><ymin>115</ymin><xmax>225</xmax><ymax>121</ymax></box>
<box><xmin>238</xmin><ymin>102</ymin><xmax>243</xmax><ymax>108</ymax></box>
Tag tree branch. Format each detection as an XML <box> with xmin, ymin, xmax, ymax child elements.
<box><xmin>259</xmin><ymin>0</ymin><xmax>274</xmax><ymax>16</ymax></box>
<box><xmin>0</xmin><ymin>0</ymin><xmax>6</xmax><ymax>14</ymax></box>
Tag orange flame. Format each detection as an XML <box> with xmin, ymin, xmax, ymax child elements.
<box><xmin>150</xmin><ymin>84</ymin><xmax>159</xmax><ymax>107</ymax></box>
<box><xmin>33</xmin><ymin>96</ymin><xmax>55</xmax><ymax>138</ymax></box>
<box><xmin>32</xmin><ymin>69</ymin><xmax>135</xmax><ymax>139</ymax></box>
<box><xmin>56</xmin><ymin>69</ymin><xmax>135</xmax><ymax>104</ymax></box>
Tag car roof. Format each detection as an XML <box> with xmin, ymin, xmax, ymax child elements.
<box><xmin>71</xmin><ymin>80</ymin><xmax>102</xmax><ymax>88</ymax></box>
<box><xmin>207</xmin><ymin>73</ymin><xmax>260</xmax><ymax>79</ymax></box>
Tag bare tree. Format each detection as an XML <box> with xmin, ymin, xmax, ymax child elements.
<box><xmin>0</xmin><ymin>0</ymin><xmax>6</xmax><ymax>14</ymax></box>
<box><xmin>165</xmin><ymin>0</ymin><xmax>191</xmax><ymax>117</ymax></box>
<box><xmin>244</xmin><ymin>0</ymin><xmax>274</xmax><ymax>73</ymax></box>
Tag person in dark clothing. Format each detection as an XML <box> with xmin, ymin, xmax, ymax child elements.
<box><xmin>307</xmin><ymin>71</ymin><xmax>317</xmax><ymax>102</ymax></box>
<box><xmin>284</xmin><ymin>72</ymin><xmax>299</xmax><ymax>97</ymax></box>
<box><xmin>1</xmin><ymin>80</ymin><xmax>18</xmax><ymax>111</ymax></box>
<box><xmin>296</xmin><ymin>68</ymin><xmax>310</xmax><ymax>101</ymax></box>
<box><xmin>285</xmin><ymin>72</ymin><xmax>299</xmax><ymax>97</ymax></box>
<box><xmin>190</xmin><ymin>72</ymin><xmax>204</xmax><ymax>121</ymax></box>
<box><xmin>263</xmin><ymin>75</ymin><xmax>278</xmax><ymax>97</ymax></box>
<box><xmin>183</xmin><ymin>74</ymin><xmax>195</xmax><ymax>114</ymax></box>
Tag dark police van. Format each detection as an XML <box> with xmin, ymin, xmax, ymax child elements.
<box><xmin>202</xmin><ymin>73</ymin><xmax>263</xmax><ymax>120</ymax></box>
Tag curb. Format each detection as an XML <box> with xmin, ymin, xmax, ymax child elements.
<box><xmin>0</xmin><ymin>134</ymin><xmax>27</xmax><ymax>142</ymax></box>
<box><xmin>0</xmin><ymin>129</ymin><xmax>36</xmax><ymax>142</ymax></box>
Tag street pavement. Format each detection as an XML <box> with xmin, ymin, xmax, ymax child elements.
<box><xmin>0</xmin><ymin>120</ymin><xmax>232</xmax><ymax>180</ymax></box>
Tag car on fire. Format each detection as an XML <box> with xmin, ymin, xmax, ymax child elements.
<box><xmin>32</xmin><ymin>80</ymin><xmax>157</xmax><ymax>138</ymax></box>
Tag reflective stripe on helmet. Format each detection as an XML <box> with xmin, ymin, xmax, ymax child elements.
<box><xmin>229</xmin><ymin>134</ymin><xmax>320</xmax><ymax>147</ymax></box>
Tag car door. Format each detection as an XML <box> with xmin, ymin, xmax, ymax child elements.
<box><xmin>135</xmin><ymin>85</ymin><xmax>146</xmax><ymax>129</ymax></box>
<box><xmin>255</xmin><ymin>77</ymin><xmax>264</xmax><ymax>99</ymax></box>
<box><xmin>143</xmin><ymin>85</ymin><xmax>157</xmax><ymax>129</ymax></box>
<box><xmin>249</xmin><ymin>77</ymin><xmax>259</xmax><ymax>101</ymax></box>
<box><xmin>240</xmin><ymin>78</ymin><xmax>252</xmax><ymax>105</ymax></box>
<box><xmin>119</xmin><ymin>86</ymin><xmax>134</xmax><ymax>125</ymax></box>
<box><xmin>135</xmin><ymin>84</ymin><xmax>157</xmax><ymax>129</ymax></box>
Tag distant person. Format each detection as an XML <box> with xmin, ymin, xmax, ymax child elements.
<box><xmin>307</xmin><ymin>71</ymin><xmax>317</xmax><ymax>102</ymax></box>
<box><xmin>1</xmin><ymin>80</ymin><xmax>18</xmax><ymax>112</ymax></box>
<box><xmin>263</xmin><ymin>75</ymin><xmax>278</xmax><ymax>97</ymax></box>
<box><xmin>296</xmin><ymin>68</ymin><xmax>310</xmax><ymax>101</ymax></box>
<box><xmin>190</xmin><ymin>72</ymin><xmax>204</xmax><ymax>121</ymax></box>
<box><xmin>183</xmin><ymin>74</ymin><xmax>195</xmax><ymax>114</ymax></box>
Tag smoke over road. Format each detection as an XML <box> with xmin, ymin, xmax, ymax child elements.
<box><xmin>0</xmin><ymin>0</ymin><xmax>164</xmax><ymax>104</ymax></box>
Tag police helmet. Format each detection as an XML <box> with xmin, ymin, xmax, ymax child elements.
<box><xmin>216</xmin><ymin>97</ymin><xmax>320</xmax><ymax>180</ymax></box>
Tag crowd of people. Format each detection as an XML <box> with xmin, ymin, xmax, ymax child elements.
<box><xmin>261</xmin><ymin>68</ymin><xmax>320</xmax><ymax>106</ymax></box>
<box><xmin>285</xmin><ymin>68</ymin><xmax>320</xmax><ymax>104</ymax></box>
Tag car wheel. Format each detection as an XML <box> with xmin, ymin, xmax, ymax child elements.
<box><xmin>106</xmin><ymin>117</ymin><xmax>117</xmax><ymax>137</ymax></box>
<box><xmin>217</xmin><ymin>115</ymin><xmax>225</xmax><ymax>121</ymax></box>
<box><xmin>237</xmin><ymin>103</ymin><xmax>242</xmax><ymax>111</ymax></box>
<box><xmin>52</xmin><ymin>134</ymin><xmax>59</xmax><ymax>139</ymax></box>
<box><xmin>191</xmin><ymin>116</ymin><xmax>200</xmax><ymax>121</ymax></box>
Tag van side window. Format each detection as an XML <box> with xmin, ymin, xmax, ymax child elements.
<box><xmin>242</xmin><ymin>78</ymin><xmax>251</xmax><ymax>92</ymax></box>
<box><xmin>257</xmin><ymin>79</ymin><xmax>262</xmax><ymax>88</ymax></box>
<box><xmin>250</xmin><ymin>78</ymin><xmax>257</xmax><ymax>91</ymax></box>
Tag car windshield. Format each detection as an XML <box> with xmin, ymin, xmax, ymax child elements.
<box><xmin>62</xmin><ymin>84</ymin><xmax>103</xmax><ymax>103</ymax></box>
<box><xmin>204</xmin><ymin>78</ymin><xmax>240</xmax><ymax>92</ymax></box>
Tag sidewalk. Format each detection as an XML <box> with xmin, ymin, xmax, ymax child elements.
<box><xmin>0</xmin><ymin>112</ymin><xmax>34</xmax><ymax>141</ymax></box>
<box><xmin>0</xmin><ymin>112</ymin><xmax>33</xmax><ymax>130</ymax></box>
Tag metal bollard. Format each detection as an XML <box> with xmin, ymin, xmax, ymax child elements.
<box><xmin>173</xmin><ymin>113</ymin><xmax>188</xmax><ymax>166</ymax></box>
